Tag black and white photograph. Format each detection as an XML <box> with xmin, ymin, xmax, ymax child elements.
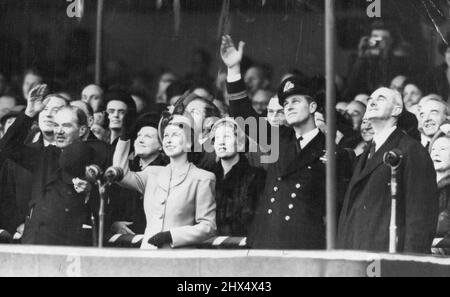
<box><xmin>0</xmin><ymin>0</ymin><xmax>450</xmax><ymax>279</ymax></box>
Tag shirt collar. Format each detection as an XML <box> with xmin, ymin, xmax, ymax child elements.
<box><xmin>373</xmin><ymin>126</ymin><xmax>397</xmax><ymax>151</ymax></box>
<box><xmin>421</xmin><ymin>133</ymin><xmax>431</xmax><ymax>147</ymax></box>
<box><xmin>296</xmin><ymin>128</ymin><xmax>320</xmax><ymax>149</ymax></box>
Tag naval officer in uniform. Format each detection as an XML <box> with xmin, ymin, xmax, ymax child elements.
<box><xmin>220</xmin><ymin>35</ymin><xmax>328</xmax><ymax>249</ymax></box>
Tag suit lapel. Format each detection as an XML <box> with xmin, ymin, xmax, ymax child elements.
<box><xmin>351</xmin><ymin>128</ymin><xmax>402</xmax><ymax>186</ymax></box>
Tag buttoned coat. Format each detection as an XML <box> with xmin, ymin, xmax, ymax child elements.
<box><xmin>337</xmin><ymin>128</ymin><xmax>438</xmax><ymax>253</ymax></box>
<box><xmin>226</xmin><ymin>78</ymin><xmax>328</xmax><ymax>249</ymax></box>
<box><xmin>114</xmin><ymin>140</ymin><xmax>217</xmax><ymax>249</ymax></box>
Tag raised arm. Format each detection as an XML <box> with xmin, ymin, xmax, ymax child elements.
<box><xmin>220</xmin><ymin>35</ymin><xmax>273</xmax><ymax>145</ymax></box>
<box><xmin>0</xmin><ymin>84</ymin><xmax>49</xmax><ymax>171</ymax></box>
<box><xmin>113</xmin><ymin>139</ymin><xmax>149</xmax><ymax>195</ymax></box>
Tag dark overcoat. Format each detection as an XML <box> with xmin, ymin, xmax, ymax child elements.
<box><xmin>0</xmin><ymin>113</ymin><xmax>111</xmax><ymax>246</ymax></box>
<box><xmin>337</xmin><ymin>128</ymin><xmax>438</xmax><ymax>254</ymax></box>
<box><xmin>226</xmin><ymin>78</ymin><xmax>329</xmax><ymax>249</ymax></box>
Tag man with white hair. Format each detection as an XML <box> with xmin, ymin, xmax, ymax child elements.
<box><xmin>418</xmin><ymin>95</ymin><xmax>449</xmax><ymax>149</ymax></box>
<box><xmin>338</xmin><ymin>87</ymin><xmax>438</xmax><ymax>254</ymax></box>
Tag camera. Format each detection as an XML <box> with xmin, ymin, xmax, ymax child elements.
<box><xmin>368</xmin><ymin>36</ymin><xmax>383</xmax><ymax>49</ymax></box>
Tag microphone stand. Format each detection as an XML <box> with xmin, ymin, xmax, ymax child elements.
<box><xmin>96</xmin><ymin>180</ymin><xmax>111</xmax><ymax>248</ymax></box>
<box><xmin>388</xmin><ymin>165</ymin><xmax>399</xmax><ymax>253</ymax></box>
<box><xmin>384</xmin><ymin>151</ymin><xmax>402</xmax><ymax>254</ymax></box>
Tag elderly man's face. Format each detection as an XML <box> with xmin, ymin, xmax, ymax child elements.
<box><xmin>53</xmin><ymin>109</ymin><xmax>85</xmax><ymax>148</ymax></box>
<box><xmin>81</xmin><ymin>85</ymin><xmax>103</xmax><ymax>112</ymax></box>
<box><xmin>38</xmin><ymin>97</ymin><xmax>67</xmax><ymax>133</ymax></box>
<box><xmin>366</xmin><ymin>89</ymin><xmax>402</xmax><ymax>121</ymax></box>
<box><xmin>419</xmin><ymin>100</ymin><xmax>448</xmax><ymax>137</ymax></box>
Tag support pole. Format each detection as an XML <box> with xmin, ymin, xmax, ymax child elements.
<box><xmin>325</xmin><ymin>0</ymin><xmax>337</xmax><ymax>250</ymax></box>
<box><xmin>95</xmin><ymin>0</ymin><xmax>104</xmax><ymax>85</ymax></box>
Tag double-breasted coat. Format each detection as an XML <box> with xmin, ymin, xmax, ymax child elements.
<box><xmin>226</xmin><ymin>78</ymin><xmax>329</xmax><ymax>249</ymax></box>
<box><xmin>337</xmin><ymin>128</ymin><xmax>438</xmax><ymax>253</ymax></box>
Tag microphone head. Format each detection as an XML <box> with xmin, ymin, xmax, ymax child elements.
<box><xmin>104</xmin><ymin>167</ymin><xmax>124</xmax><ymax>183</ymax></box>
<box><xmin>383</xmin><ymin>149</ymin><xmax>403</xmax><ymax>167</ymax></box>
<box><xmin>85</xmin><ymin>164</ymin><xmax>102</xmax><ymax>182</ymax></box>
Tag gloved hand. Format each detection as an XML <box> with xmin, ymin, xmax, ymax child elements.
<box><xmin>120</xmin><ymin>108</ymin><xmax>137</xmax><ymax>140</ymax></box>
<box><xmin>147</xmin><ymin>231</ymin><xmax>172</xmax><ymax>248</ymax></box>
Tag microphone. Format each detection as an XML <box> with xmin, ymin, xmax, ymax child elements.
<box><xmin>383</xmin><ymin>149</ymin><xmax>403</xmax><ymax>168</ymax></box>
<box><xmin>85</xmin><ymin>165</ymin><xmax>103</xmax><ymax>182</ymax></box>
<box><xmin>104</xmin><ymin>167</ymin><xmax>124</xmax><ymax>183</ymax></box>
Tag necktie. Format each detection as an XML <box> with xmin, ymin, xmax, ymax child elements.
<box><xmin>296</xmin><ymin>136</ymin><xmax>303</xmax><ymax>154</ymax></box>
<box><xmin>367</xmin><ymin>141</ymin><xmax>376</xmax><ymax>160</ymax></box>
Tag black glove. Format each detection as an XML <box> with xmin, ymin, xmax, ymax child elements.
<box><xmin>148</xmin><ymin>231</ymin><xmax>172</xmax><ymax>248</ymax></box>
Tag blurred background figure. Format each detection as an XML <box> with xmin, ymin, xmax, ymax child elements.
<box><xmin>81</xmin><ymin>84</ymin><xmax>104</xmax><ymax>113</ymax></box>
<box><xmin>252</xmin><ymin>89</ymin><xmax>272</xmax><ymax>116</ymax></box>
<box><xmin>155</xmin><ymin>71</ymin><xmax>177</xmax><ymax>104</ymax></box>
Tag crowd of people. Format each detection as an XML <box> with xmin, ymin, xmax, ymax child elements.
<box><xmin>0</xmin><ymin>20</ymin><xmax>449</xmax><ymax>255</ymax></box>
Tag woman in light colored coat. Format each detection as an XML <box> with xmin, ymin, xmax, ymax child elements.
<box><xmin>113</xmin><ymin>114</ymin><xmax>216</xmax><ymax>249</ymax></box>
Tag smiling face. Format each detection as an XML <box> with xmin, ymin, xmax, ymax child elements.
<box><xmin>419</xmin><ymin>100</ymin><xmax>448</xmax><ymax>137</ymax></box>
<box><xmin>134</xmin><ymin>126</ymin><xmax>161</xmax><ymax>159</ymax></box>
<box><xmin>431</xmin><ymin>137</ymin><xmax>450</xmax><ymax>172</ymax></box>
<box><xmin>53</xmin><ymin>109</ymin><xmax>86</xmax><ymax>148</ymax></box>
<box><xmin>162</xmin><ymin>124</ymin><xmax>190</xmax><ymax>158</ymax></box>
<box><xmin>283</xmin><ymin>95</ymin><xmax>316</xmax><ymax>126</ymax></box>
<box><xmin>106</xmin><ymin>100</ymin><xmax>128</xmax><ymax>130</ymax></box>
<box><xmin>38</xmin><ymin>97</ymin><xmax>68</xmax><ymax>133</ymax></box>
